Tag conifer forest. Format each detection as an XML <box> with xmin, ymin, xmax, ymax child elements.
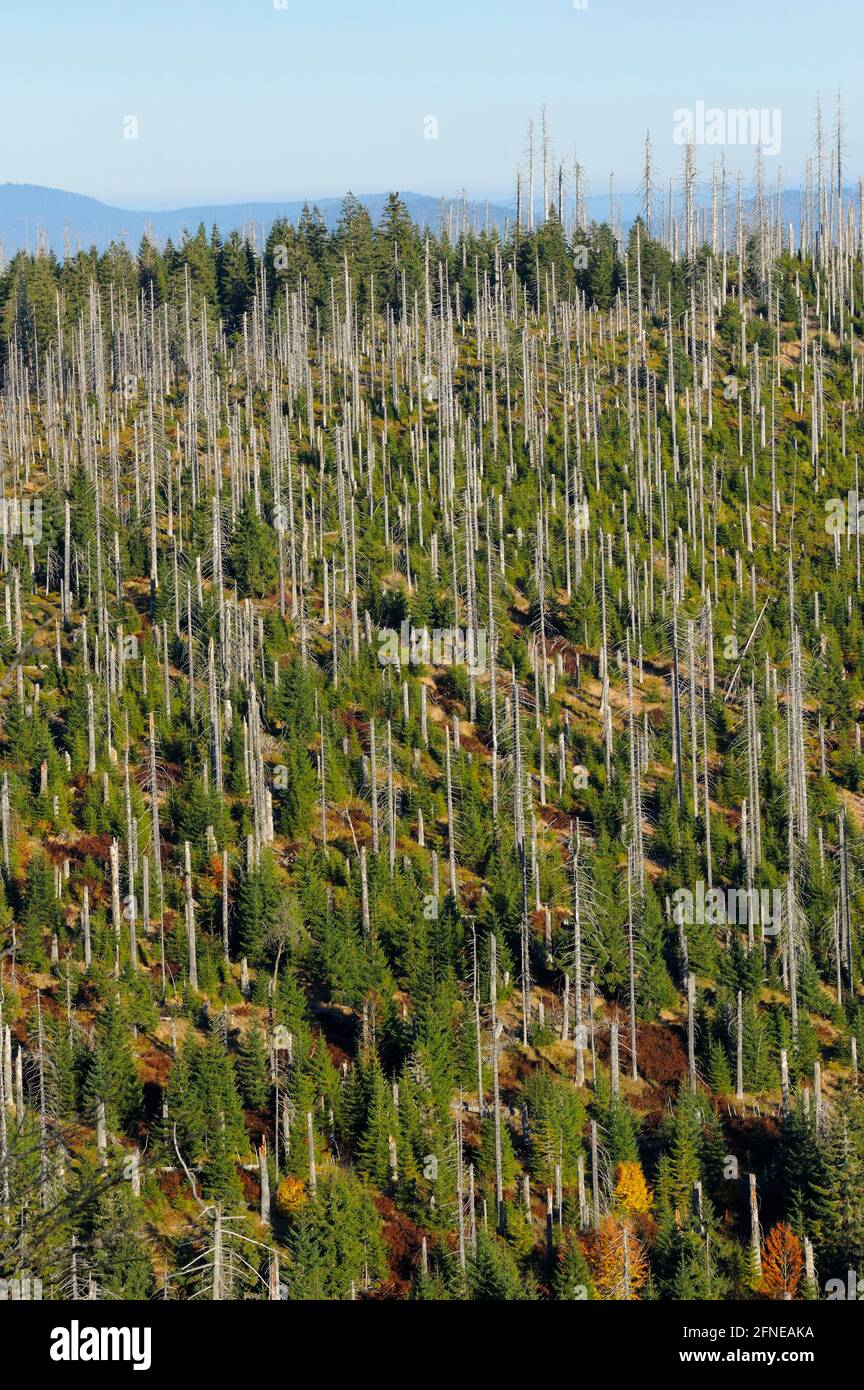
<box><xmin>2</xmin><ymin>74</ymin><xmax>864</xmax><ymax>1319</ymax></box>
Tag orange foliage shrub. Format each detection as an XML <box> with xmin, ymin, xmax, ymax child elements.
<box><xmin>761</xmin><ymin>1223</ymin><xmax>803</xmax><ymax>1299</ymax></box>
<box><xmin>588</xmin><ymin>1215</ymin><xmax>648</xmax><ymax>1300</ymax></box>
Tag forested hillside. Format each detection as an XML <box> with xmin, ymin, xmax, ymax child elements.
<box><xmin>1</xmin><ymin>163</ymin><xmax>863</xmax><ymax>1303</ymax></box>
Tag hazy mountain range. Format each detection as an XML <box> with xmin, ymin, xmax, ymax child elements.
<box><xmin>0</xmin><ymin>183</ymin><xmax>651</xmax><ymax>258</ymax></box>
<box><xmin>0</xmin><ymin>182</ymin><xmax>850</xmax><ymax>260</ymax></box>
<box><xmin>0</xmin><ymin>185</ymin><xmax>516</xmax><ymax>258</ymax></box>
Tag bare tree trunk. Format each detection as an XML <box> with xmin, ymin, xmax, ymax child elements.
<box><xmin>687</xmin><ymin>973</ymin><xmax>697</xmax><ymax>1093</ymax></box>
<box><xmin>259</xmin><ymin>1140</ymin><xmax>271</xmax><ymax>1225</ymax></box>
<box><xmin>306</xmin><ymin>1111</ymin><xmax>317</xmax><ymax>1194</ymax></box>
<box><xmin>590</xmin><ymin>1120</ymin><xmax>600</xmax><ymax>1229</ymax></box>
<box><xmin>749</xmin><ymin>1172</ymin><xmax>762</xmax><ymax>1279</ymax></box>
<box><xmin>490</xmin><ymin>933</ymin><xmax>504</xmax><ymax>1232</ymax></box>
<box><xmin>184</xmin><ymin>840</ymin><xmax>198</xmax><ymax>991</ymax></box>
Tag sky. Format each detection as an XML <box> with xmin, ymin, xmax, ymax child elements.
<box><xmin>0</xmin><ymin>0</ymin><xmax>861</xmax><ymax>208</ymax></box>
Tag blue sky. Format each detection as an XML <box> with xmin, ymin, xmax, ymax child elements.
<box><xmin>0</xmin><ymin>0</ymin><xmax>860</xmax><ymax>206</ymax></box>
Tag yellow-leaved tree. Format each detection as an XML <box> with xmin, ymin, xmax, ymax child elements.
<box><xmin>613</xmin><ymin>1160</ymin><xmax>653</xmax><ymax>1215</ymax></box>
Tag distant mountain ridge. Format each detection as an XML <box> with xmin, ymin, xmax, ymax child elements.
<box><xmin>0</xmin><ymin>185</ymin><xmax>517</xmax><ymax>259</ymax></box>
<box><xmin>0</xmin><ymin>182</ymin><xmax>857</xmax><ymax>260</ymax></box>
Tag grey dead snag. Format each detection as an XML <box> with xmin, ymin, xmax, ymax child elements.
<box><xmin>86</xmin><ymin>682</ymin><xmax>96</xmax><ymax>775</ymax></box>
<box><xmin>736</xmin><ymin>990</ymin><xmax>745</xmax><ymax>1102</ymax></box>
<box><xmin>129</xmin><ymin>1146</ymin><xmax>141</xmax><ymax>1198</ymax></box>
<box><xmin>785</xmin><ymin>816</ymin><xmax>799</xmax><ymax>1043</ymax></box>
<box><xmin>455</xmin><ymin>1106</ymin><xmax>466</xmax><ymax>1272</ymax></box>
<box><xmin>687</xmin><ymin>973</ymin><xmax>697</xmax><ymax>1093</ymax></box>
<box><xmin>359</xmin><ymin>844</ymin><xmax>371</xmax><ymax>938</ymax></box>
<box><xmin>184</xmin><ymin>840</ymin><xmax>198</xmax><ymax>992</ymax></box>
<box><xmin>671</xmin><ymin>607</ymin><xmax>684</xmax><ymax>808</ymax></box>
<box><xmin>571</xmin><ymin>839</ymin><xmax>586</xmax><ymax>1084</ymax></box>
<box><xmin>95</xmin><ymin>1098</ymin><xmax>107</xmax><ymax>1168</ymax></box>
<box><xmin>123</xmin><ymin>729</ymin><xmax>137</xmax><ymax>972</ymax></box>
<box><xmin>222</xmin><ymin>849</ymin><xmax>230</xmax><ymax>964</ymax></box>
<box><xmin>0</xmin><ymin>773</ymin><xmax>9</xmax><ymax>873</ymax></box>
<box><xmin>268</xmin><ymin>1251</ymin><xmax>281</xmax><ymax>1301</ymax></box>
<box><xmin>1</xmin><ymin>1018</ymin><xmax>11</xmax><ymax>1115</ymax></box>
<box><xmin>306</xmin><ymin>1111</ymin><xmax>317</xmax><ymax>1194</ymax></box>
<box><xmin>748</xmin><ymin>1171</ymin><xmax>762</xmax><ymax>1278</ymax></box>
<box><xmin>259</xmin><ymin>1139</ymin><xmax>271</xmax><ymax>1225</ymax></box>
<box><xmin>82</xmin><ymin>885</ymin><xmax>91</xmax><ymax>969</ymax></box>
<box><xmin>813</xmin><ymin>1060</ymin><xmax>824</xmax><ymax>1139</ymax></box>
<box><xmin>15</xmin><ymin>1047</ymin><xmax>24</xmax><ymax>1126</ymax></box>
<box><xmin>386</xmin><ymin>719</ymin><xmax>396</xmax><ymax>878</ymax></box>
<box><xmin>472</xmin><ymin>924</ymin><xmax>484</xmax><ymax>1119</ymax></box>
<box><xmin>148</xmin><ymin>712</ymin><xmax>166</xmax><ymax>997</ymax></box>
<box><xmin>626</xmin><ymin>849</ymin><xmax>638</xmax><ymax>1082</ymax></box>
<box><xmin>35</xmin><ymin>991</ymin><xmax>51</xmax><ymax>1208</ymax></box>
<box><xmin>0</xmin><ymin>1020</ymin><xmax>9</xmax><ymax>1212</ymax></box>
<box><xmin>489</xmin><ymin>933</ymin><xmax>504</xmax><ymax>1233</ymax></box>
<box><xmin>625</xmin><ymin>633</ymin><xmax>644</xmax><ymax>888</ymax></box>
<box><xmin>318</xmin><ymin>717</ymin><xmax>327</xmax><ymax>856</ymax></box>
<box><xmin>610</xmin><ymin>1015</ymin><xmax>620</xmax><ymax>1097</ymax></box>
<box><xmin>485</xmin><ymin>500</ymin><xmax>499</xmax><ymax>831</ymax></box>
<box><xmin>109</xmin><ymin>838</ymin><xmax>122</xmax><ymax>979</ymax></box>
<box><xmin>212</xmin><ymin>1205</ymin><xmax>224</xmax><ymax>1301</ymax></box>
<box><xmin>369</xmin><ymin>716</ymin><xmax>379</xmax><ymax>854</ymax></box>
<box><xmin>590</xmin><ymin>1119</ymin><xmax>601</xmax><ymax>1229</ymax></box>
<box><xmin>511</xmin><ymin>667</ymin><xmax>531</xmax><ymax>1045</ymax></box>
<box><xmin>444</xmin><ymin>724</ymin><xmax>457</xmax><ymax>902</ymax></box>
<box><xmin>803</xmin><ymin>1236</ymin><xmax>817</xmax><ymax>1294</ymax></box>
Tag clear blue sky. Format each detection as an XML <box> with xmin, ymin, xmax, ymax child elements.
<box><xmin>0</xmin><ymin>0</ymin><xmax>860</xmax><ymax>207</ymax></box>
